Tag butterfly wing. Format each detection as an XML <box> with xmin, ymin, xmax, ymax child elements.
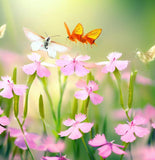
<box><xmin>0</xmin><ymin>24</ymin><xmax>6</xmax><ymax>38</ymax></box>
<box><xmin>47</xmin><ymin>42</ymin><xmax>69</xmax><ymax>58</ymax></box>
<box><xmin>23</xmin><ymin>27</ymin><xmax>44</xmax><ymax>42</ymax></box>
<box><xmin>31</xmin><ymin>41</ymin><xmax>44</xmax><ymax>51</ymax></box>
<box><xmin>64</xmin><ymin>22</ymin><xmax>71</xmax><ymax>37</ymax></box>
<box><xmin>72</xmin><ymin>23</ymin><xmax>83</xmax><ymax>41</ymax></box>
<box><xmin>84</xmin><ymin>29</ymin><xmax>102</xmax><ymax>45</ymax></box>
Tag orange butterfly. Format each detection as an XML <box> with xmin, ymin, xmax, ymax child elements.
<box><xmin>64</xmin><ymin>22</ymin><xmax>83</xmax><ymax>43</ymax></box>
<box><xmin>64</xmin><ymin>22</ymin><xmax>102</xmax><ymax>45</ymax></box>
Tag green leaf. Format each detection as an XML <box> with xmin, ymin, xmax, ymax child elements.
<box><xmin>39</xmin><ymin>94</ymin><xmax>44</xmax><ymax>119</ymax></box>
<box><xmin>128</xmin><ymin>70</ymin><xmax>137</xmax><ymax>109</ymax></box>
<box><xmin>13</xmin><ymin>94</ymin><xmax>19</xmax><ymax>118</ymax></box>
<box><xmin>12</xmin><ymin>67</ymin><xmax>17</xmax><ymax>84</ymax></box>
<box><xmin>87</xmin><ymin>72</ymin><xmax>95</xmax><ymax>83</ymax></box>
<box><xmin>23</xmin><ymin>73</ymin><xmax>36</xmax><ymax>120</ymax></box>
<box><xmin>72</xmin><ymin>97</ymin><xmax>78</xmax><ymax>118</ymax></box>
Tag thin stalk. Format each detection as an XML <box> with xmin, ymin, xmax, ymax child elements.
<box><xmin>22</xmin><ymin>73</ymin><xmax>36</xmax><ymax>126</ymax></box>
<box><xmin>81</xmin><ymin>136</ymin><xmax>93</xmax><ymax>160</ymax></box>
<box><xmin>39</xmin><ymin>77</ymin><xmax>56</xmax><ymax>123</ymax></box>
<box><xmin>57</xmin><ymin>76</ymin><xmax>68</xmax><ymax>132</ymax></box>
<box><xmin>120</xmin><ymin>143</ymin><xmax>128</xmax><ymax>160</ymax></box>
<box><xmin>16</xmin><ymin>117</ymin><xmax>35</xmax><ymax>160</ymax></box>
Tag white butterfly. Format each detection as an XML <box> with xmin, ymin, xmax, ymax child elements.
<box><xmin>23</xmin><ymin>27</ymin><xmax>69</xmax><ymax>58</ymax></box>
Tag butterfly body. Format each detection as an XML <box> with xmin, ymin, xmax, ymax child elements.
<box><xmin>64</xmin><ymin>22</ymin><xmax>102</xmax><ymax>45</ymax></box>
<box><xmin>23</xmin><ymin>27</ymin><xmax>69</xmax><ymax>58</ymax></box>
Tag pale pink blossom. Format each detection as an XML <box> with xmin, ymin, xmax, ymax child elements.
<box><xmin>56</xmin><ymin>55</ymin><xmax>90</xmax><ymax>76</ymax></box>
<box><xmin>42</xmin><ymin>155</ymin><xmax>69</xmax><ymax>160</ymax></box>
<box><xmin>41</xmin><ymin>136</ymin><xmax>65</xmax><ymax>153</ymax></box>
<box><xmin>0</xmin><ymin>108</ymin><xmax>9</xmax><ymax>134</ymax></box>
<box><xmin>23</xmin><ymin>53</ymin><xmax>55</xmax><ymax>77</ymax></box>
<box><xmin>88</xmin><ymin>134</ymin><xmax>126</xmax><ymax>159</ymax></box>
<box><xmin>136</xmin><ymin>104</ymin><xmax>155</xmax><ymax>128</ymax></box>
<box><xmin>0</xmin><ymin>76</ymin><xmax>27</xmax><ymax>99</ymax></box>
<box><xmin>122</xmin><ymin>72</ymin><xmax>152</xmax><ymax>85</ymax></box>
<box><xmin>59</xmin><ymin>113</ymin><xmax>94</xmax><ymax>140</ymax></box>
<box><xmin>74</xmin><ymin>80</ymin><xmax>103</xmax><ymax>105</ymax></box>
<box><xmin>131</xmin><ymin>146</ymin><xmax>155</xmax><ymax>160</ymax></box>
<box><xmin>96</xmin><ymin>52</ymin><xmax>128</xmax><ymax>73</ymax></box>
<box><xmin>115</xmin><ymin>116</ymin><xmax>150</xmax><ymax>143</ymax></box>
<box><xmin>9</xmin><ymin>127</ymin><xmax>44</xmax><ymax>150</ymax></box>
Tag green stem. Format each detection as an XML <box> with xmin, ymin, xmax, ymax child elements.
<box><xmin>22</xmin><ymin>73</ymin><xmax>36</xmax><ymax>126</ymax></box>
<box><xmin>81</xmin><ymin>136</ymin><xmax>93</xmax><ymax>160</ymax></box>
<box><xmin>113</xmin><ymin>69</ymin><xmax>125</xmax><ymax>110</ymax></box>
<box><xmin>16</xmin><ymin>117</ymin><xmax>35</xmax><ymax>160</ymax></box>
<box><xmin>120</xmin><ymin>143</ymin><xmax>129</xmax><ymax>160</ymax></box>
<box><xmin>39</xmin><ymin>77</ymin><xmax>56</xmax><ymax>123</ymax></box>
<box><xmin>57</xmin><ymin>76</ymin><xmax>68</xmax><ymax>133</ymax></box>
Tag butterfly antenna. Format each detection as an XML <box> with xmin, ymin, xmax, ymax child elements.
<box><xmin>44</xmin><ymin>32</ymin><xmax>48</xmax><ymax>37</ymax></box>
<box><xmin>51</xmin><ymin>35</ymin><xmax>61</xmax><ymax>37</ymax></box>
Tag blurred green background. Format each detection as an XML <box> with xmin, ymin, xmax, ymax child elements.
<box><xmin>0</xmin><ymin>0</ymin><xmax>155</xmax><ymax>159</ymax></box>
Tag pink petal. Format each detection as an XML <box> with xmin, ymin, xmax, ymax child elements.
<box><xmin>152</xmin><ymin>123</ymin><xmax>155</xmax><ymax>128</ymax></box>
<box><xmin>9</xmin><ymin>128</ymin><xmax>22</xmax><ymax>137</ymax></box>
<box><xmin>89</xmin><ymin>93</ymin><xmax>103</xmax><ymax>105</ymax></box>
<box><xmin>115</xmin><ymin>60</ymin><xmax>128</xmax><ymax>71</ymax></box>
<box><xmin>60</xmin><ymin>63</ymin><xmax>75</xmax><ymax>76</ymax></box>
<box><xmin>121</xmin><ymin>130</ymin><xmax>136</xmax><ymax>143</ymax></box>
<box><xmin>27</xmin><ymin>53</ymin><xmax>41</xmax><ymax>62</ymax></box>
<box><xmin>42</xmin><ymin>157</ymin><xmax>59</xmax><ymax>160</ymax></box>
<box><xmin>13</xmin><ymin>85</ymin><xmax>28</xmax><ymax>96</ymax></box>
<box><xmin>75</xmin><ymin>64</ymin><xmax>89</xmax><ymax>77</ymax></box>
<box><xmin>133</xmin><ymin>115</ymin><xmax>147</xmax><ymax>125</ymax></box>
<box><xmin>144</xmin><ymin>105</ymin><xmax>155</xmax><ymax>120</ymax></box>
<box><xmin>59</xmin><ymin>127</ymin><xmax>74</xmax><ymax>137</ymax></box>
<box><xmin>63</xmin><ymin>119</ymin><xmax>75</xmax><ymax>126</ymax></box>
<box><xmin>88</xmin><ymin>134</ymin><xmax>107</xmax><ymax>147</ymax></box>
<box><xmin>0</xmin><ymin>116</ymin><xmax>9</xmax><ymax>126</ymax></box>
<box><xmin>22</xmin><ymin>63</ymin><xmax>37</xmax><ymax>75</ymax></box>
<box><xmin>0</xmin><ymin>81</ymin><xmax>5</xmax><ymax>89</ymax></box>
<box><xmin>37</xmin><ymin>64</ymin><xmax>51</xmax><ymax>77</ymax></box>
<box><xmin>107</xmin><ymin>52</ymin><xmax>122</xmax><ymax>61</ymax></box>
<box><xmin>15</xmin><ymin>136</ymin><xmax>27</xmax><ymax>150</ymax></box>
<box><xmin>47</xmin><ymin>141</ymin><xmax>65</xmax><ymax>153</ymax></box>
<box><xmin>0</xmin><ymin>126</ymin><xmax>6</xmax><ymax>134</ymax></box>
<box><xmin>115</xmin><ymin>124</ymin><xmax>130</xmax><ymax>135</ymax></box>
<box><xmin>102</xmin><ymin>63</ymin><xmax>115</xmax><ymax>73</ymax></box>
<box><xmin>59</xmin><ymin>55</ymin><xmax>73</xmax><ymax>60</ymax></box>
<box><xmin>75</xmin><ymin>113</ymin><xmax>86</xmax><ymax>122</ymax></box>
<box><xmin>74</xmin><ymin>90</ymin><xmax>88</xmax><ymax>100</ymax></box>
<box><xmin>0</xmin><ymin>85</ymin><xmax>13</xmax><ymax>99</ymax></box>
<box><xmin>112</xmin><ymin>144</ymin><xmax>126</xmax><ymax>155</ymax></box>
<box><xmin>68</xmin><ymin>127</ymin><xmax>82</xmax><ymax>140</ymax></box>
<box><xmin>78</xmin><ymin>122</ymin><xmax>94</xmax><ymax>133</ymax></box>
<box><xmin>88</xmin><ymin>81</ymin><xmax>99</xmax><ymax>91</ymax></box>
<box><xmin>134</xmin><ymin>126</ymin><xmax>150</xmax><ymax>137</ymax></box>
<box><xmin>76</xmin><ymin>55</ymin><xmax>90</xmax><ymax>61</ymax></box>
<box><xmin>98</xmin><ymin>144</ymin><xmax>112</xmax><ymax>159</ymax></box>
<box><xmin>76</xmin><ymin>80</ymin><xmax>87</xmax><ymax>89</ymax></box>
<box><xmin>56</xmin><ymin>59</ymin><xmax>71</xmax><ymax>67</ymax></box>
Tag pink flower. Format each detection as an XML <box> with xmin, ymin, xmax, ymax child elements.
<box><xmin>41</xmin><ymin>136</ymin><xmax>65</xmax><ymax>153</ymax></box>
<box><xmin>0</xmin><ymin>108</ymin><xmax>9</xmax><ymax>134</ymax></box>
<box><xmin>59</xmin><ymin>113</ymin><xmax>94</xmax><ymax>140</ymax></box>
<box><xmin>9</xmin><ymin>127</ymin><xmax>43</xmax><ymax>150</ymax></box>
<box><xmin>122</xmin><ymin>72</ymin><xmax>153</xmax><ymax>85</ymax></box>
<box><xmin>23</xmin><ymin>53</ymin><xmax>55</xmax><ymax>77</ymax></box>
<box><xmin>136</xmin><ymin>105</ymin><xmax>155</xmax><ymax>129</ymax></box>
<box><xmin>115</xmin><ymin>116</ymin><xmax>150</xmax><ymax>143</ymax></box>
<box><xmin>56</xmin><ymin>55</ymin><xmax>90</xmax><ymax>76</ymax></box>
<box><xmin>74</xmin><ymin>80</ymin><xmax>103</xmax><ymax>105</ymax></box>
<box><xmin>88</xmin><ymin>134</ymin><xmax>126</xmax><ymax>159</ymax></box>
<box><xmin>0</xmin><ymin>76</ymin><xmax>28</xmax><ymax>99</ymax></box>
<box><xmin>42</xmin><ymin>155</ymin><xmax>69</xmax><ymax>160</ymax></box>
<box><xmin>96</xmin><ymin>52</ymin><xmax>128</xmax><ymax>73</ymax></box>
<box><xmin>131</xmin><ymin>146</ymin><xmax>155</xmax><ymax>160</ymax></box>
